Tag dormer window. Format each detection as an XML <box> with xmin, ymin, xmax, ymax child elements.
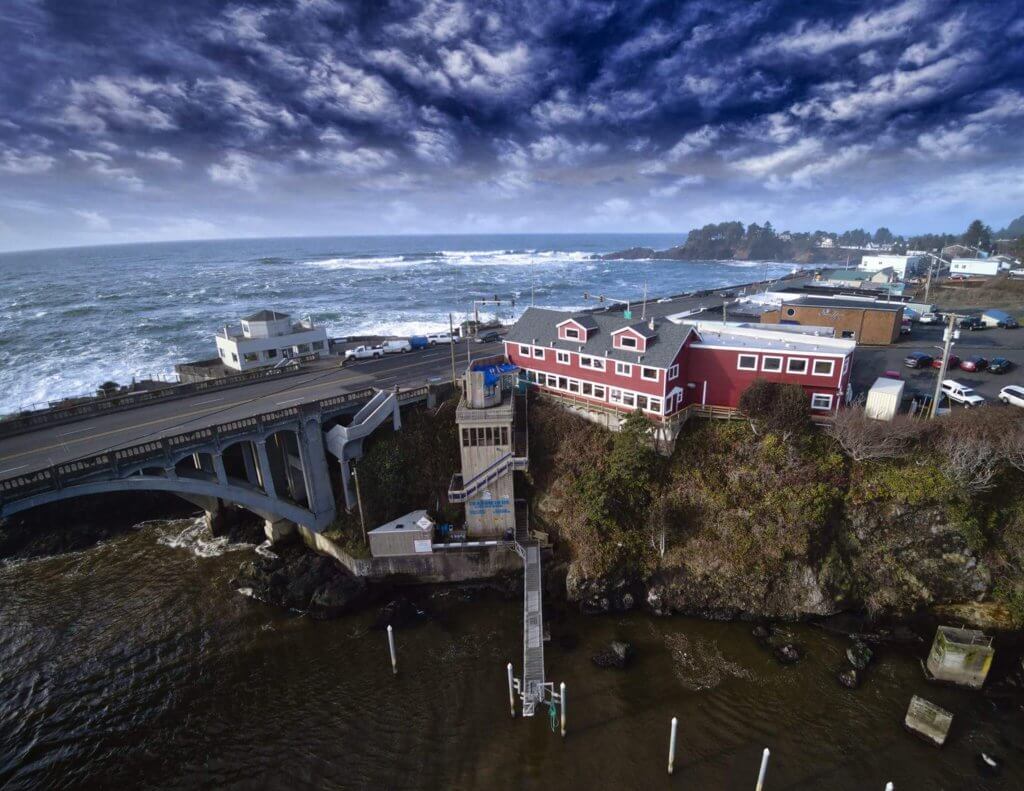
<box><xmin>557</xmin><ymin>319</ymin><xmax>591</xmax><ymax>342</ymax></box>
<box><xmin>564</xmin><ymin>328</ymin><xmax>580</xmax><ymax>340</ymax></box>
<box><xmin>610</xmin><ymin>324</ymin><xmax>650</xmax><ymax>352</ymax></box>
<box><xmin>620</xmin><ymin>336</ymin><xmax>637</xmax><ymax>349</ymax></box>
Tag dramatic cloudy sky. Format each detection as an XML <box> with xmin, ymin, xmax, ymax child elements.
<box><xmin>2</xmin><ymin>0</ymin><xmax>1024</xmax><ymax>251</ymax></box>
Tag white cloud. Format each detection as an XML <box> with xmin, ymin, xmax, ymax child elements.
<box><xmin>769</xmin><ymin>143</ymin><xmax>871</xmax><ymax>188</ymax></box>
<box><xmin>72</xmin><ymin>209</ymin><xmax>111</xmax><ymax>230</ymax></box>
<box><xmin>193</xmin><ymin>77</ymin><xmax>300</xmax><ymax>134</ymax></box>
<box><xmin>60</xmin><ymin>75</ymin><xmax>182</xmax><ymax>133</ymax></box>
<box><xmin>733</xmin><ymin>138</ymin><xmax>823</xmax><ymax>177</ymax></box>
<box><xmin>136</xmin><ymin>148</ymin><xmax>183</xmax><ymax>166</ymax></box>
<box><xmin>68</xmin><ymin>148</ymin><xmax>144</xmax><ymax>189</ymax></box>
<box><xmin>0</xmin><ymin>146</ymin><xmax>55</xmax><ymax>174</ymax></box>
<box><xmin>411</xmin><ymin>128</ymin><xmax>459</xmax><ymax>164</ymax></box>
<box><xmin>915</xmin><ymin>123</ymin><xmax>988</xmax><ymax>160</ymax></box>
<box><xmin>305</xmin><ymin>54</ymin><xmax>405</xmax><ymax>122</ymax></box>
<box><xmin>667</xmin><ymin>125</ymin><xmax>720</xmax><ymax>160</ymax></box>
<box><xmin>899</xmin><ymin>16</ymin><xmax>963</xmax><ymax>67</ymax></box>
<box><xmin>758</xmin><ymin>0</ymin><xmax>927</xmax><ymax>57</ymax></box>
<box><xmin>528</xmin><ymin>135</ymin><xmax>607</xmax><ymax>165</ymax></box>
<box><xmin>969</xmin><ymin>89</ymin><xmax>1024</xmax><ymax>122</ymax></box>
<box><xmin>649</xmin><ymin>175</ymin><xmax>706</xmax><ymax>198</ymax></box>
<box><xmin>441</xmin><ymin>41</ymin><xmax>533</xmax><ymax>100</ymax></box>
<box><xmin>366</xmin><ymin>48</ymin><xmax>453</xmax><ymax>94</ymax></box>
<box><xmin>208</xmin><ymin>151</ymin><xmax>259</xmax><ymax>190</ymax></box>
<box><xmin>531</xmin><ymin>88</ymin><xmax>586</xmax><ymax>126</ymax></box>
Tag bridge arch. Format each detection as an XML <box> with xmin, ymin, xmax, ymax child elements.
<box><xmin>1</xmin><ymin>475</ymin><xmax>326</xmax><ymax>530</ymax></box>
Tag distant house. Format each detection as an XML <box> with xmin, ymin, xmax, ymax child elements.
<box><xmin>818</xmin><ymin>237</ymin><xmax>835</xmax><ymax>248</ymax></box>
<box><xmin>215</xmin><ymin>309</ymin><xmax>328</xmax><ymax>371</ymax></box>
<box><xmin>859</xmin><ymin>254</ymin><xmax>925</xmax><ymax>279</ymax></box>
<box><xmin>503</xmin><ymin>307</ymin><xmax>855</xmax><ymax>423</ymax></box>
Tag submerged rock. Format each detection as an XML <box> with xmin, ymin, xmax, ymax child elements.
<box><xmin>773</xmin><ymin>643</ymin><xmax>802</xmax><ymax>664</ymax></box>
<box><xmin>837</xmin><ymin>668</ymin><xmax>860</xmax><ymax>689</ymax></box>
<box><xmin>752</xmin><ymin>624</ymin><xmax>771</xmax><ymax>641</ymax></box>
<box><xmin>374</xmin><ymin>596</ymin><xmax>427</xmax><ymax>629</ymax></box>
<box><xmin>975</xmin><ymin>752</ymin><xmax>1003</xmax><ymax>778</ymax></box>
<box><xmin>847</xmin><ymin>640</ymin><xmax>873</xmax><ymax>670</ymax></box>
<box><xmin>592</xmin><ymin>640</ymin><xmax>634</xmax><ymax>669</ymax></box>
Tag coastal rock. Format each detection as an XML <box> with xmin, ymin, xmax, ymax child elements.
<box><xmin>847</xmin><ymin>640</ymin><xmax>873</xmax><ymax>670</ymax></box>
<box><xmin>773</xmin><ymin>643</ymin><xmax>801</xmax><ymax>664</ymax></box>
<box><xmin>374</xmin><ymin>596</ymin><xmax>426</xmax><ymax>629</ymax></box>
<box><xmin>752</xmin><ymin>624</ymin><xmax>771</xmax><ymax>641</ymax></box>
<box><xmin>598</xmin><ymin>246</ymin><xmax>656</xmax><ymax>260</ymax></box>
<box><xmin>837</xmin><ymin>668</ymin><xmax>860</xmax><ymax>689</ymax></box>
<box><xmin>232</xmin><ymin>542</ymin><xmax>367</xmax><ymax>616</ymax></box>
<box><xmin>592</xmin><ymin>640</ymin><xmax>634</xmax><ymax>669</ymax></box>
<box><xmin>565</xmin><ymin>562</ymin><xmax>642</xmax><ymax>614</ymax></box>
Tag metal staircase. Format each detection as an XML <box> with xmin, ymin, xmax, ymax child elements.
<box><xmin>447</xmin><ymin>451</ymin><xmax>526</xmax><ymax>503</ymax></box>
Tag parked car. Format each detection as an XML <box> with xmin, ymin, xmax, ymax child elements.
<box><xmin>941</xmin><ymin>380</ymin><xmax>985</xmax><ymax>406</ymax></box>
<box><xmin>904</xmin><ymin>352</ymin><xmax>934</xmax><ymax>369</ymax></box>
<box><xmin>900</xmin><ymin>318</ymin><xmax>912</xmax><ymax>335</ymax></box>
<box><xmin>382</xmin><ymin>339</ymin><xmax>412</xmax><ymax>354</ymax></box>
<box><xmin>883</xmin><ymin>369</ymin><xmax>903</xmax><ymax>379</ymax></box>
<box><xmin>426</xmin><ymin>332</ymin><xmax>459</xmax><ymax>345</ymax></box>
<box><xmin>988</xmin><ymin>357</ymin><xmax>1013</xmax><ymax>374</ymax></box>
<box><xmin>911</xmin><ymin>393</ymin><xmax>951</xmax><ymax>417</ymax></box>
<box><xmin>344</xmin><ymin>344</ymin><xmax>383</xmax><ymax>361</ymax></box>
<box><xmin>932</xmin><ymin>354</ymin><xmax>960</xmax><ymax>370</ymax></box>
<box><xmin>918</xmin><ymin>312</ymin><xmax>942</xmax><ymax>324</ymax></box>
<box><xmin>475</xmin><ymin>330</ymin><xmax>502</xmax><ymax>344</ymax></box>
<box><xmin>958</xmin><ymin>316</ymin><xmax>984</xmax><ymax>331</ymax></box>
<box><xmin>999</xmin><ymin>385</ymin><xmax>1024</xmax><ymax>408</ymax></box>
<box><xmin>409</xmin><ymin>335</ymin><xmax>430</xmax><ymax>350</ymax></box>
<box><xmin>959</xmin><ymin>355</ymin><xmax>988</xmax><ymax>372</ymax></box>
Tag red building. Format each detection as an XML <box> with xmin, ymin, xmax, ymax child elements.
<box><xmin>504</xmin><ymin>308</ymin><xmax>856</xmax><ymax>419</ymax></box>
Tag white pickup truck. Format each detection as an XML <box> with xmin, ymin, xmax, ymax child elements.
<box><xmin>941</xmin><ymin>379</ymin><xmax>985</xmax><ymax>407</ymax></box>
<box><xmin>426</xmin><ymin>332</ymin><xmax>459</xmax><ymax>345</ymax></box>
<box><xmin>344</xmin><ymin>344</ymin><xmax>384</xmax><ymax>361</ymax></box>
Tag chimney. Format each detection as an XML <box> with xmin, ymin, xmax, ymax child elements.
<box><xmin>648</xmin><ymin>317</ymin><xmax>656</xmax><ymax>331</ymax></box>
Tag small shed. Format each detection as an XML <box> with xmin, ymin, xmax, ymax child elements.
<box><xmin>925</xmin><ymin>625</ymin><xmax>994</xmax><ymax>688</ymax></box>
<box><xmin>368</xmin><ymin>510</ymin><xmax>435</xmax><ymax>558</ymax></box>
<box><xmin>865</xmin><ymin>377</ymin><xmax>905</xmax><ymax>421</ymax></box>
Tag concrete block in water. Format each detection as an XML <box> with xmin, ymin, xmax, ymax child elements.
<box><xmin>904</xmin><ymin>695</ymin><xmax>953</xmax><ymax>747</ymax></box>
<box><xmin>925</xmin><ymin>625</ymin><xmax>993</xmax><ymax>689</ymax></box>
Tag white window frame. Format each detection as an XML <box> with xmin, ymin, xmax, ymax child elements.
<box><xmin>519</xmin><ymin>344</ymin><xmax>532</xmax><ymax>357</ymax></box>
<box><xmin>618</xmin><ymin>335</ymin><xmax>638</xmax><ymax>349</ymax></box>
<box><xmin>761</xmin><ymin>355</ymin><xmax>782</xmax><ymax>373</ymax></box>
<box><xmin>615</xmin><ymin>361</ymin><xmax>633</xmax><ymax>376</ymax></box>
<box><xmin>812</xmin><ymin>359</ymin><xmax>835</xmax><ymax>377</ymax></box>
<box><xmin>593</xmin><ymin>384</ymin><xmax>606</xmax><ymax>400</ymax></box>
<box><xmin>786</xmin><ymin>357</ymin><xmax>809</xmax><ymax>374</ymax></box>
<box><xmin>556</xmin><ymin>350</ymin><xmax>570</xmax><ymax>364</ymax></box>
<box><xmin>533</xmin><ymin>347</ymin><xmax>545</xmax><ymax>360</ymax></box>
<box><xmin>563</xmin><ymin>327</ymin><xmax>580</xmax><ymax>340</ymax></box>
<box><xmin>737</xmin><ymin>354</ymin><xmax>758</xmax><ymax>371</ymax></box>
<box><xmin>668</xmin><ymin>364</ymin><xmax>679</xmax><ymax>379</ymax></box>
<box><xmin>641</xmin><ymin>367</ymin><xmax>659</xmax><ymax>381</ymax></box>
<box><xmin>622</xmin><ymin>392</ymin><xmax>636</xmax><ymax>408</ymax></box>
<box><xmin>811</xmin><ymin>393</ymin><xmax>834</xmax><ymax>411</ymax></box>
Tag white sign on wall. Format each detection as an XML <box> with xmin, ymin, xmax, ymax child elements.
<box><xmin>414</xmin><ymin>539</ymin><xmax>433</xmax><ymax>554</ymax></box>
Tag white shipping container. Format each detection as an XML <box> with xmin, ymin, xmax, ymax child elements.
<box><xmin>865</xmin><ymin>377</ymin><xmax>905</xmax><ymax>421</ymax></box>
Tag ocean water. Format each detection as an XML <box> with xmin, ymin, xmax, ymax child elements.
<box><xmin>0</xmin><ymin>234</ymin><xmax>801</xmax><ymax>414</ymax></box>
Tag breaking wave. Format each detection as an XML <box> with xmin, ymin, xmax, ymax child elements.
<box><xmin>155</xmin><ymin>518</ymin><xmax>251</xmax><ymax>558</ymax></box>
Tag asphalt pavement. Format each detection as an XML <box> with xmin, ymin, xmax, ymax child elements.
<box><xmin>0</xmin><ymin>338</ymin><xmax>503</xmax><ymax>480</ymax></box>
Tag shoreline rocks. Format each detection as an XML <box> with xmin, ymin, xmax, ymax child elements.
<box><xmin>592</xmin><ymin>640</ymin><xmax>634</xmax><ymax>669</ymax></box>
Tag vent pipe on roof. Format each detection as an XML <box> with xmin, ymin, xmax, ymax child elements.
<box><xmin>649</xmin><ymin>317</ymin><xmax>656</xmax><ymax>331</ymax></box>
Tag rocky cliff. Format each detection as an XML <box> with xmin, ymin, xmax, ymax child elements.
<box><xmin>527</xmin><ymin>400</ymin><xmax>1024</xmax><ymax>627</ymax></box>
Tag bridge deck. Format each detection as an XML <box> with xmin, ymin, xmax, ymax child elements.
<box><xmin>521</xmin><ymin>541</ymin><xmax>545</xmax><ymax>716</ymax></box>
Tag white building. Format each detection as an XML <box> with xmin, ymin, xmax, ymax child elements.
<box><xmin>949</xmin><ymin>257</ymin><xmax>1001</xmax><ymax>277</ymax></box>
<box><xmin>859</xmin><ymin>253</ymin><xmax>925</xmax><ymax>279</ymax></box>
<box><xmin>215</xmin><ymin>310</ymin><xmax>328</xmax><ymax>371</ymax></box>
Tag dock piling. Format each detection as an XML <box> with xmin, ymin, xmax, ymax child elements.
<box><xmin>755</xmin><ymin>748</ymin><xmax>770</xmax><ymax>790</ymax></box>
<box><xmin>668</xmin><ymin>717</ymin><xmax>678</xmax><ymax>775</ymax></box>
<box><xmin>884</xmin><ymin>784</ymin><xmax>894</xmax><ymax>791</ymax></box>
<box><xmin>507</xmin><ymin>663</ymin><xmax>515</xmax><ymax>717</ymax></box>
<box><xmin>560</xmin><ymin>682</ymin><xmax>566</xmax><ymax>737</ymax></box>
<box><xmin>387</xmin><ymin>624</ymin><xmax>397</xmax><ymax>674</ymax></box>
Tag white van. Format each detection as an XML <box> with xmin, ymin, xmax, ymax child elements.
<box><xmin>382</xmin><ymin>339</ymin><xmax>412</xmax><ymax>354</ymax></box>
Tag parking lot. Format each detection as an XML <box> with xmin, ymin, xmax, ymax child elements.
<box><xmin>851</xmin><ymin>320</ymin><xmax>1024</xmax><ymax>406</ymax></box>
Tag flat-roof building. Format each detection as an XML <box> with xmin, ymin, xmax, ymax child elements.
<box><xmin>950</xmin><ymin>257</ymin><xmax>1001</xmax><ymax>277</ymax></box>
<box><xmin>860</xmin><ymin>253</ymin><xmax>925</xmax><ymax>279</ymax></box>
<box><xmin>215</xmin><ymin>309</ymin><xmax>329</xmax><ymax>371</ymax></box>
<box><xmin>760</xmin><ymin>296</ymin><xmax>904</xmax><ymax>345</ymax></box>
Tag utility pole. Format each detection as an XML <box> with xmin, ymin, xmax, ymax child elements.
<box><xmin>930</xmin><ymin>313</ymin><xmax>958</xmax><ymax>418</ymax></box>
<box><xmin>641</xmin><ymin>282</ymin><xmax>648</xmax><ymax>320</ymax></box>
<box><xmin>352</xmin><ymin>464</ymin><xmax>368</xmax><ymax>544</ymax></box>
<box><xmin>448</xmin><ymin>312</ymin><xmax>458</xmax><ymax>388</ymax></box>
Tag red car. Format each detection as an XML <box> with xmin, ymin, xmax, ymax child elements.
<box><xmin>933</xmin><ymin>355</ymin><xmax>960</xmax><ymax>370</ymax></box>
<box><xmin>959</xmin><ymin>356</ymin><xmax>988</xmax><ymax>372</ymax></box>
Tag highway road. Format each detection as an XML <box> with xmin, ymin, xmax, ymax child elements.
<box><xmin>0</xmin><ymin>339</ymin><xmax>503</xmax><ymax>481</ymax></box>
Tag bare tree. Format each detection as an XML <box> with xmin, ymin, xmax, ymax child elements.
<box><xmin>829</xmin><ymin>405</ymin><xmax>925</xmax><ymax>461</ymax></box>
<box><xmin>936</xmin><ymin>429</ymin><xmax>1001</xmax><ymax>494</ymax></box>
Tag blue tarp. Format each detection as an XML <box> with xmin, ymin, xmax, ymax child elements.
<box><xmin>474</xmin><ymin>362</ymin><xmax>518</xmax><ymax>386</ymax></box>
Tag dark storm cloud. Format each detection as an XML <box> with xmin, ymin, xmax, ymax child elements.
<box><xmin>1</xmin><ymin>0</ymin><xmax>1023</xmax><ymax>250</ymax></box>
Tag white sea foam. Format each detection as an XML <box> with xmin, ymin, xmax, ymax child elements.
<box><xmin>156</xmin><ymin>517</ymin><xmax>251</xmax><ymax>558</ymax></box>
<box><xmin>332</xmin><ymin>316</ymin><xmax>452</xmax><ymax>338</ymax></box>
<box><xmin>304</xmin><ymin>255</ymin><xmax>433</xmax><ymax>270</ymax></box>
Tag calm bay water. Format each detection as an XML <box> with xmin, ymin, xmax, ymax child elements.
<box><xmin>0</xmin><ymin>518</ymin><xmax>1019</xmax><ymax>790</ymax></box>
<box><xmin>0</xmin><ymin>234</ymin><xmax>801</xmax><ymax>414</ymax></box>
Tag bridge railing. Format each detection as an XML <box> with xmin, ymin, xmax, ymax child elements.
<box><xmin>0</xmin><ymin>384</ymin><xmax>434</xmax><ymax>505</ymax></box>
<box><xmin>0</xmin><ymin>362</ymin><xmax>316</xmax><ymax>440</ymax></box>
